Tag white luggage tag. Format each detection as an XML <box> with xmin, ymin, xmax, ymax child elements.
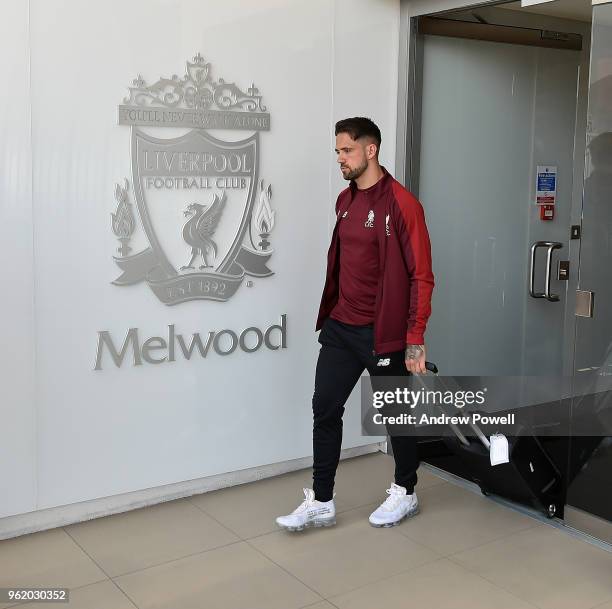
<box><xmin>489</xmin><ymin>433</ymin><xmax>509</xmax><ymax>466</ymax></box>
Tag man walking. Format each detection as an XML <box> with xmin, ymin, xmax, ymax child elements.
<box><xmin>276</xmin><ymin>117</ymin><xmax>434</xmax><ymax>531</ymax></box>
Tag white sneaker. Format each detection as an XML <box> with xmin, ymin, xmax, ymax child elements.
<box><xmin>275</xmin><ymin>488</ymin><xmax>336</xmax><ymax>532</ymax></box>
<box><xmin>369</xmin><ymin>483</ymin><xmax>419</xmax><ymax>527</ymax></box>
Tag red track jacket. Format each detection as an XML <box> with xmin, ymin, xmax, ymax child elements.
<box><xmin>316</xmin><ymin>167</ymin><xmax>434</xmax><ymax>355</ymax></box>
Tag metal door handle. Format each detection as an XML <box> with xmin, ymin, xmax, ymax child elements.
<box><xmin>530</xmin><ymin>241</ymin><xmax>563</xmax><ymax>301</ymax></box>
<box><xmin>544</xmin><ymin>242</ymin><xmax>563</xmax><ymax>301</ymax></box>
<box><xmin>530</xmin><ymin>242</ymin><xmax>548</xmax><ymax>298</ymax></box>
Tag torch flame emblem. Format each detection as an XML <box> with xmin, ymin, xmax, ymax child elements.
<box><xmin>253</xmin><ymin>180</ymin><xmax>275</xmax><ymax>250</ymax></box>
<box><xmin>111</xmin><ymin>179</ymin><xmax>136</xmax><ymax>256</ymax></box>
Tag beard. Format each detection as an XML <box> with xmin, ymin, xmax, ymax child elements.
<box><xmin>341</xmin><ymin>158</ymin><xmax>368</xmax><ymax>181</ymax></box>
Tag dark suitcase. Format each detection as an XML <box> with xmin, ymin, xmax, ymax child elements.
<box><xmin>423</xmin><ymin>362</ymin><xmax>563</xmax><ymax>518</ymax></box>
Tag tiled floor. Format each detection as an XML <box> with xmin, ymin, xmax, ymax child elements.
<box><xmin>2</xmin><ymin>452</ymin><xmax>612</xmax><ymax>609</ymax></box>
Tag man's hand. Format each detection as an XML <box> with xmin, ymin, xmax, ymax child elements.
<box><xmin>405</xmin><ymin>344</ymin><xmax>426</xmax><ymax>374</ymax></box>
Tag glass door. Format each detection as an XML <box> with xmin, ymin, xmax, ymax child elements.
<box><xmin>565</xmin><ymin>0</ymin><xmax>612</xmax><ymax>542</ymax></box>
<box><xmin>417</xmin><ymin>31</ymin><xmax>583</xmax><ymax>378</ymax></box>
<box><xmin>410</xmin><ymin>12</ymin><xmax>589</xmax><ymax>515</ymax></box>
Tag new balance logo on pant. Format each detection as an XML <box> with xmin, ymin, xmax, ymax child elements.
<box><xmin>377</xmin><ymin>358</ymin><xmax>391</xmax><ymax>366</ymax></box>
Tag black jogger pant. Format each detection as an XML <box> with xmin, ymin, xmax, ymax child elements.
<box><xmin>312</xmin><ymin>317</ymin><xmax>419</xmax><ymax>502</ymax></box>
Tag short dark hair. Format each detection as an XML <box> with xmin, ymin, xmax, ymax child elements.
<box><xmin>335</xmin><ymin>117</ymin><xmax>381</xmax><ymax>152</ymax></box>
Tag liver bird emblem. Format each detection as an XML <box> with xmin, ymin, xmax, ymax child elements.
<box><xmin>180</xmin><ymin>192</ymin><xmax>227</xmax><ymax>271</ymax></box>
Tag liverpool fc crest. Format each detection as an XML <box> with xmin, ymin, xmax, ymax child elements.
<box><xmin>111</xmin><ymin>53</ymin><xmax>275</xmax><ymax>304</ymax></box>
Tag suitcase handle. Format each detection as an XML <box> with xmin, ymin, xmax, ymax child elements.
<box><xmin>420</xmin><ymin>361</ymin><xmax>490</xmax><ymax>449</ymax></box>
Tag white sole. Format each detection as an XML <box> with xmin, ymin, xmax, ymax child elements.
<box><xmin>369</xmin><ymin>505</ymin><xmax>420</xmax><ymax>528</ymax></box>
<box><xmin>277</xmin><ymin>518</ymin><xmax>337</xmax><ymax>532</ymax></box>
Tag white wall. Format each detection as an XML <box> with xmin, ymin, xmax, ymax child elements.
<box><xmin>0</xmin><ymin>0</ymin><xmax>400</xmax><ymax>527</ymax></box>
<box><xmin>331</xmin><ymin>0</ymin><xmax>400</xmax><ymax>198</ymax></box>
<box><xmin>0</xmin><ymin>0</ymin><xmax>37</xmax><ymax>520</ymax></box>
